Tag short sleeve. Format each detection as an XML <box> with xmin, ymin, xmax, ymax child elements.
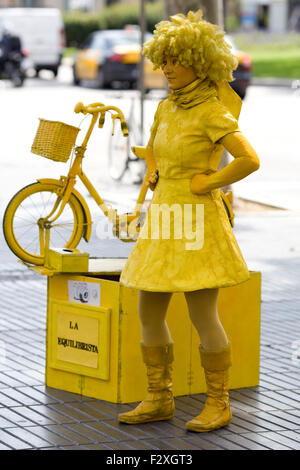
<box><xmin>146</xmin><ymin>100</ymin><xmax>163</xmax><ymax>150</ymax></box>
<box><xmin>204</xmin><ymin>102</ymin><xmax>239</xmax><ymax>144</ymax></box>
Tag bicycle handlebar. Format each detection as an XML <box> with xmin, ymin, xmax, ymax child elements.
<box><xmin>74</xmin><ymin>101</ymin><xmax>129</xmax><ymax>137</ymax></box>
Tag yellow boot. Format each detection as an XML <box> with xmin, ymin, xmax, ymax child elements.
<box><xmin>118</xmin><ymin>343</ymin><xmax>174</xmax><ymax>424</ymax></box>
<box><xmin>186</xmin><ymin>343</ymin><xmax>232</xmax><ymax>432</ymax></box>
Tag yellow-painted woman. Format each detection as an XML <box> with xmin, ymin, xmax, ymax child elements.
<box><xmin>118</xmin><ymin>10</ymin><xmax>260</xmax><ymax>432</ymax></box>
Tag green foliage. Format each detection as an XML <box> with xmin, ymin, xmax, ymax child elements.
<box><xmin>233</xmin><ymin>32</ymin><xmax>300</xmax><ymax>79</ymax></box>
<box><xmin>225</xmin><ymin>15</ymin><xmax>240</xmax><ymax>32</ymax></box>
<box><xmin>252</xmin><ymin>51</ymin><xmax>300</xmax><ymax>79</ymax></box>
<box><xmin>233</xmin><ymin>32</ymin><xmax>300</xmax><ymax>52</ymax></box>
<box><xmin>63</xmin><ymin>2</ymin><xmax>163</xmax><ymax>47</ymax></box>
<box><xmin>63</xmin><ymin>12</ymin><xmax>103</xmax><ymax>46</ymax></box>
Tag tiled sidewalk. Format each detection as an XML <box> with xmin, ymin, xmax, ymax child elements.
<box><xmin>0</xmin><ymin>212</ymin><xmax>299</xmax><ymax>450</ymax></box>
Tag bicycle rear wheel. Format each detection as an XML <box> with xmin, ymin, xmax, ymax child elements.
<box><xmin>108</xmin><ymin>122</ymin><xmax>130</xmax><ymax>181</ymax></box>
<box><xmin>3</xmin><ymin>182</ymin><xmax>85</xmax><ymax>266</ymax></box>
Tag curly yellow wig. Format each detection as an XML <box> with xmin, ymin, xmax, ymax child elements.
<box><xmin>143</xmin><ymin>10</ymin><xmax>238</xmax><ymax>83</ymax></box>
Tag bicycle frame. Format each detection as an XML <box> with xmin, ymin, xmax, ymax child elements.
<box><xmin>38</xmin><ymin>102</ymin><xmax>152</xmax><ymax>253</ymax></box>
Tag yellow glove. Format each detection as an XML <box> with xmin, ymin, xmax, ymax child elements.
<box><xmin>147</xmin><ymin>169</ymin><xmax>159</xmax><ymax>191</ymax></box>
<box><xmin>145</xmin><ymin>147</ymin><xmax>159</xmax><ymax>191</ymax></box>
<box><xmin>131</xmin><ymin>145</ymin><xmax>159</xmax><ymax>191</ymax></box>
<box><xmin>190</xmin><ymin>131</ymin><xmax>260</xmax><ymax>194</ymax></box>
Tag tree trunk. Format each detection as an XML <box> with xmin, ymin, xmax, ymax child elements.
<box><xmin>163</xmin><ymin>0</ymin><xmax>203</xmax><ymax>18</ymax></box>
<box><xmin>163</xmin><ymin>0</ymin><xmax>224</xmax><ymax>25</ymax></box>
<box><xmin>201</xmin><ymin>0</ymin><xmax>224</xmax><ymax>27</ymax></box>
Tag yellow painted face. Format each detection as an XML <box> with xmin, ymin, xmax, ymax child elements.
<box><xmin>162</xmin><ymin>56</ymin><xmax>197</xmax><ymax>90</ymax></box>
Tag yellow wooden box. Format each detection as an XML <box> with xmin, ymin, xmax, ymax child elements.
<box><xmin>46</xmin><ymin>248</ymin><xmax>89</xmax><ymax>273</ymax></box>
<box><xmin>46</xmin><ymin>260</ymin><xmax>261</xmax><ymax>403</ymax></box>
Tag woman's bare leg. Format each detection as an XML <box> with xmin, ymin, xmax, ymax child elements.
<box><xmin>138</xmin><ymin>290</ymin><xmax>173</xmax><ymax>345</ymax></box>
<box><xmin>184</xmin><ymin>288</ymin><xmax>232</xmax><ymax>432</ymax></box>
<box><xmin>118</xmin><ymin>290</ymin><xmax>174</xmax><ymax>424</ymax></box>
<box><xmin>184</xmin><ymin>288</ymin><xmax>228</xmax><ymax>350</ymax></box>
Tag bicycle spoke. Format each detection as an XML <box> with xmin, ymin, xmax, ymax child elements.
<box><xmin>13</xmin><ymin>223</ymin><xmax>39</xmax><ymax>242</ymax></box>
<box><xmin>52</xmin><ymin>227</ymin><xmax>71</xmax><ymax>242</ymax></box>
<box><xmin>18</xmin><ymin>202</ymin><xmax>40</xmax><ymax>222</ymax></box>
<box><xmin>52</xmin><ymin>221</ymin><xmax>75</xmax><ymax>228</ymax></box>
<box><xmin>27</xmin><ymin>193</ymin><xmax>46</xmax><ymax>217</ymax></box>
<box><xmin>22</xmin><ymin>230</ymin><xmax>41</xmax><ymax>253</ymax></box>
<box><xmin>42</xmin><ymin>192</ymin><xmax>60</xmax><ymax>217</ymax></box>
<box><xmin>23</xmin><ymin>239</ymin><xmax>38</xmax><ymax>253</ymax></box>
<box><xmin>13</xmin><ymin>217</ymin><xmax>37</xmax><ymax>226</ymax></box>
<box><xmin>39</xmin><ymin>191</ymin><xmax>50</xmax><ymax>216</ymax></box>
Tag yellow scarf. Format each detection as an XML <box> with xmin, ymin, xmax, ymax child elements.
<box><xmin>168</xmin><ymin>77</ymin><xmax>242</xmax><ymax>120</ymax></box>
<box><xmin>168</xmin><ymin>78</ymin><xmax>217</xmax><ymax>109</ymax></box>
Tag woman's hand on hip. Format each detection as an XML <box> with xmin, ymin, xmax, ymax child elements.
<box><xmin>147</xmin><ymin>169</ymin><xmax>159</xmax><ymax>191</ymax></box>
<box><xmin>190</xmin><ymin>174</ymin><xmax>211</xmax><ymax>195</ymax></box>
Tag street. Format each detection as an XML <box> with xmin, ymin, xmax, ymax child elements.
<box><xmin>0</xmin><ymin>61</ymin><xmax>299</xmax><ymax>269</ymax></box>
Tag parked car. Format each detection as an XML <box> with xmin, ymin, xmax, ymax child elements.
<box><xmin>225</xmin><ymin>35</ymin><xmax>252</xmax><ymax>99</ymax></box>
<box><xmin>73</xmin><ymin>28</ymin><xmax>163</xmax><ymax>89</ymax></box>
<box><xmin>0</xmin><ymin>8</ymin><xmax>65</xmax><ymax>77</ymax></box>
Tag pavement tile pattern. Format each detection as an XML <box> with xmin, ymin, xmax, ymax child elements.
<box><xmin>0</xmin><ymin>213</ymin><xmax>299</xmax><ymax>450</ymax></box>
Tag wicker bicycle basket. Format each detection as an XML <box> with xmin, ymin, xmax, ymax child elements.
<box><xmin>31</xmin><ymin>119</ymin><xmax>80</xmax><ymax>163</ymax></box>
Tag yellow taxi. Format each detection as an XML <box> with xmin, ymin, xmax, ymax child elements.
<box><xmin>225</xmin><ymin>35</ymin><xmax>252</xmax><ymax>99</ymax></box>
<box><xmin>73</xmin><ymin>28</ymin><xmax>165</xmax><ymax>90</ymax></box>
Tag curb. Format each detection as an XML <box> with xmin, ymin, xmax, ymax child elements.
<box><xmin>251</xmin><ymin>77</ymin><xmax>296</xmax><ymax>87</ymax></box>
<box><xmin>234</xmin><ymin>196</ymin><xmax>287</xmax><ymax>211</ymax></box>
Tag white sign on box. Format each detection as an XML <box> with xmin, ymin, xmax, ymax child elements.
<box><xmin>67</xmin><ymin>280</ymin><xmax>101</xmax><ymax>306</ymax></box>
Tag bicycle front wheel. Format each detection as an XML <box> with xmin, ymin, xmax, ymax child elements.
<box><xmin>3</xmin><ymin>182</ymin><xmax>85</xmax><ymax>266</ymax></box>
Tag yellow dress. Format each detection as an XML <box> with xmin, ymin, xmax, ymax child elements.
<box><xmin>120</xmin><ymin>81</ymin><xmax>250</xmax><ymax>292</ymax></box>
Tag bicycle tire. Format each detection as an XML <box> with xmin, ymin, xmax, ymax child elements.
<box><xmin>3</xmin><ymin>182</ymin><xmax>85</xmax><ymax>266</ymax></box>
<box><xmin>108</xmin><ymin>121</ymin><xmax>130</xmax><ymax>181</ymax></box>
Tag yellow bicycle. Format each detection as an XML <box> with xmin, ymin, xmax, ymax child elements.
<box><xmin>3</xmin><ymin>101</ymin><xmax>150</xmax><ymax>266</ymax></box>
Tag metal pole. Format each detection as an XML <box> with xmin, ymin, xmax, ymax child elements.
<box><xmin>139</xmin><ymin>0</ymin><xmax>146</xmax><ymax>146</ymax></box>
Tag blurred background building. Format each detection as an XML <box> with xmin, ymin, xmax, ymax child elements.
<box><xmin>0</xmin><ymin>0</ymin><xmax>300</xmax><ymax>32</ymax></box>
<box><xmin>0</xmin><ymin>0</ymin><xmax>157</xmax><ymax>12</ymax></box>
<box><xmin>239</xmin><ymin>0</ymin><xmax>287</xmax><ymax>32</ymax></box>
<box><xmin>225</xmin><ymin>0</ymin><xmax>300</xmax><ymax>32</ymax></box>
